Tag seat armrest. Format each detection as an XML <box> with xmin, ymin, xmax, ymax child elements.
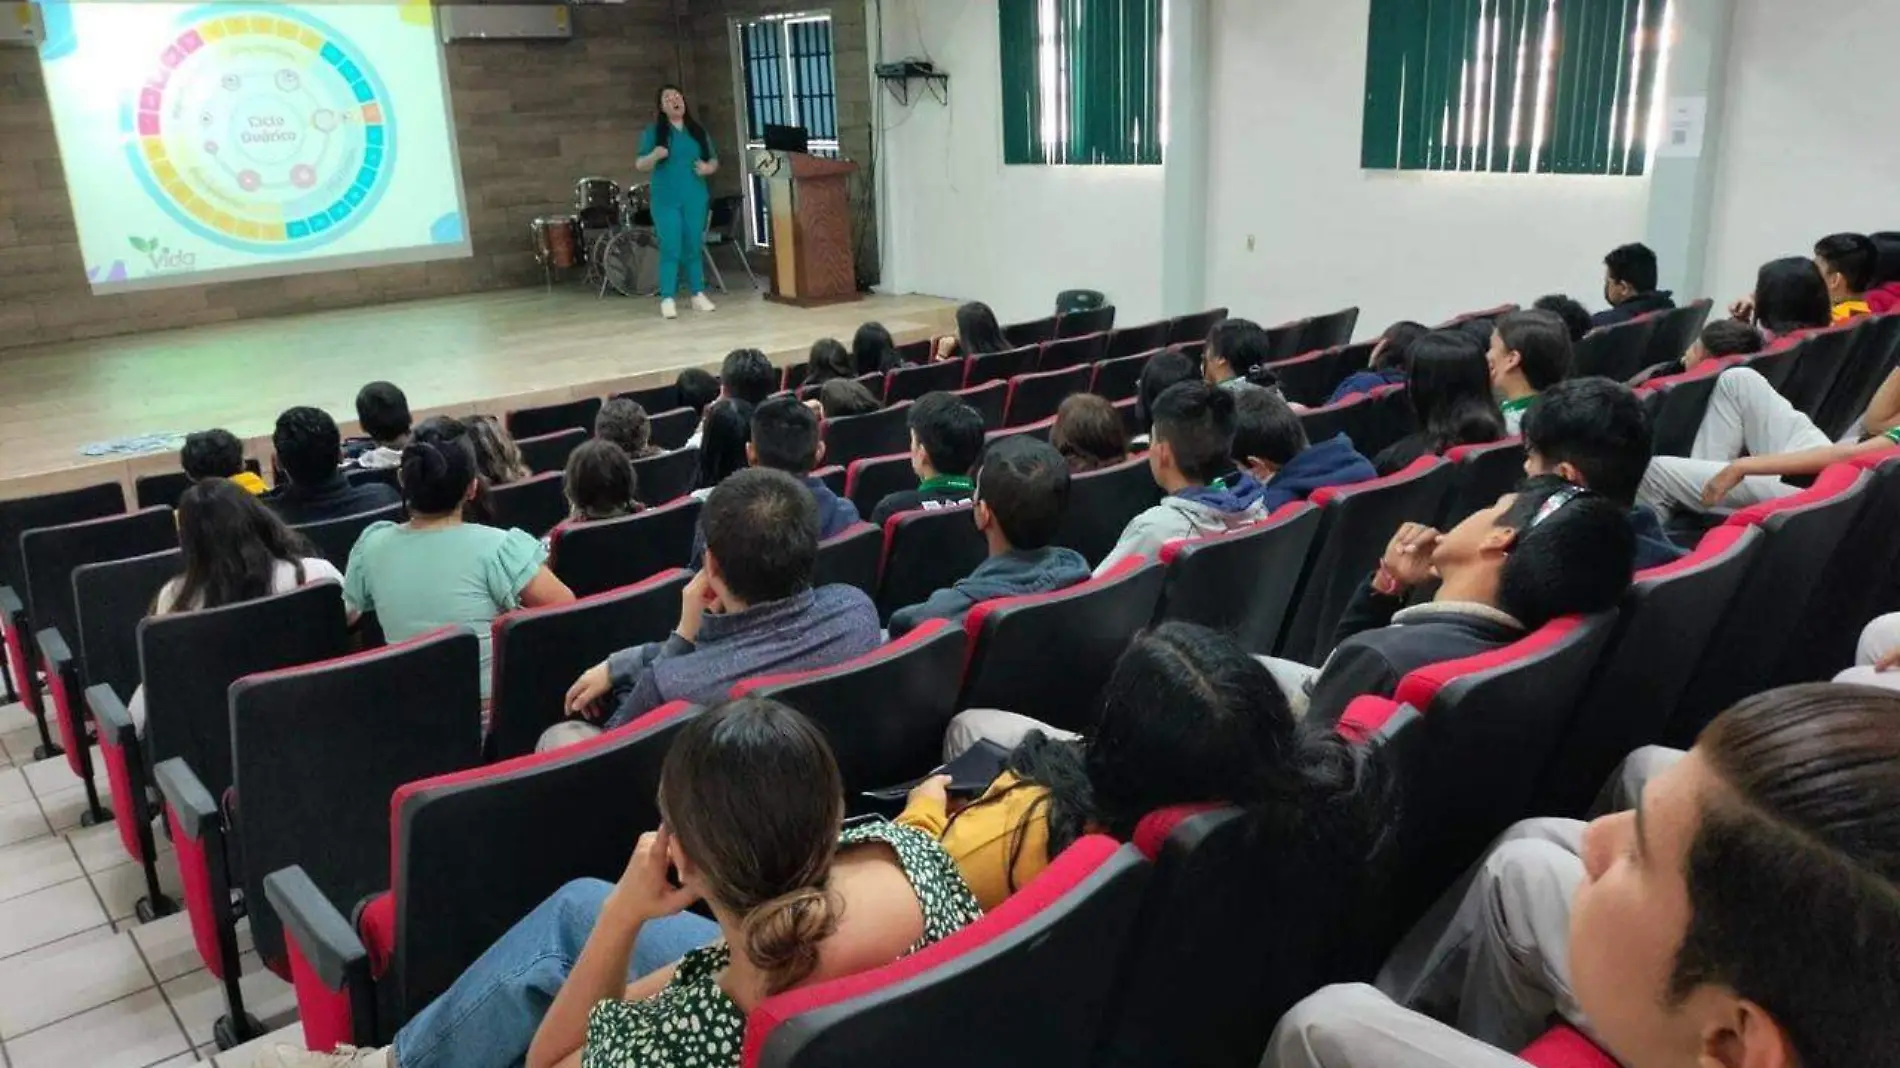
<box><xmin>264</xmin><ymin>866</ymin><xmax>369</xmax><ymax>991</ymax></box>
<box><xmin>35</xmin><ymin>627</ymin><xmax>72</xmax><ymax>671</ymax></box>
<box><xmin>0</xmin><ymin>585</ymin><xmax>22</xmax><ymax>621</ymax></box>
<box><xmin>87</xmin><ymin>684</ymin><xmax>133</xmax><ymax>740</ymax></box>
<box><xmin>153</xmin><ymin>758</ymin><xmax>219</xmax><ymax>839</ymax></box>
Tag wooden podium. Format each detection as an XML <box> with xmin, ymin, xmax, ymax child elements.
<box><xmin>750</xmin><ymin>149</ymin><xmax>860</xmax><ymax>307</ymax></box>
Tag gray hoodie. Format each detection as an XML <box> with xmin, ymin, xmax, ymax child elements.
<box><xmin>1092</xmin><ymin>481</ymin><xmax>1269</xmax><ymax>577</ymax></box>
<box><xmin>887</xmin><ymin>546</ymin><xmax>1092</xmax><ymax>637</ymax></box>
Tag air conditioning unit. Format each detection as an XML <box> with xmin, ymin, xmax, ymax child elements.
<box><xmin>1</xmin><ymin>2</ymin><xmax>45</xmax><ymax>46</ymax></box>
<box><xmin>439</xmin><ymin>5</ymin><xmax>572</xmax><ymax>43</ymax></box>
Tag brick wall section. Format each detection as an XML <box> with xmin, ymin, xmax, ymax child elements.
<box><xmin>0</xmin><ymin>3</ymin><xmax>688</xmax><ymax>352</ymax></box>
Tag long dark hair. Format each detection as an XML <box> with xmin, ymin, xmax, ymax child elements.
<box><xmin>1406</xmin><ymin>330</ymin><xmax>1506</xmax><ymax>454</ymax></box>
<box><xmin>854</xmin><ymin>321</ymin><xmax>902</xmax><ymax>374</ymax></box>
<box><xmin>696</xmin><ymin>398</ymin><xmax>754</xmax><ymax>493</ymax></box>
<box><xmin>1372</xmin><ymin>320</ymin><xmax>1430</xmax><ymax>374</ymax></box>
<box><xmin>956</xmin><ymin>302</ymin><xmax>1011</xmax><ymax>356</ymax></box>
<box><xmin>652</xmin><ymin>84</ymin><xmax>713</xmax><ymax>161</ymax></box>
<box><xmin>661</xmin><ymin>698</ymin><xmax>844</xmax><ymax>996</ymax></box>
<box><xmin>973</xmin><ymin>623</ymin><xmax>1386</xmax><ymax>893</ymax></box>
<box><xmin>1753</xmin><ymin>257</ymin><xmax>1833</xmax><ymax>336</ymax></box>
<box><xmin>806</xmin><ymin>339</ymin><xmax>855</xmax><ymax>385</ymax></box>
<box><xmin>169</xmin><ymin>479</ymin><xmax>319</xmax><ymax>613</ymax></box>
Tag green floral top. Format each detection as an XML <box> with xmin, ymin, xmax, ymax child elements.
<box><xmin>580</xmin><ymin>820</ymin><xmax>983</xmax><ymax>1068</ymax></box>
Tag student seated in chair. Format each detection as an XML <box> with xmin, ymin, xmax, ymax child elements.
<box><xmin>1131</xmin><ymin>349</ymin><xmax>1201</xmax><ymax>449</ymax></box>
<box><xmin>1663</xmin><ymin>425</ymin><xmax>1900</xmax><ymax>520</ymax></box>
<box><xmin>1095</xmin><ymin>380</ymin><xmax>1268</xmax><ymax>577</ymax></box>
<box><xmin>1050</xmin><ymin>393</ymin><xmax>1130</xmax><ymax>474</ymax></box>
<box><xmin>1814</xmin><ymin>232</ymin><xmax>1878</xmax><ymax>324</ymax></box>
<box><xmin>1487</xmin><ymin>309</ymin><xmax>1573</xmax><ymax>434</ymax></box>
<box><xmin>560</xmin><ymin>441</ymin><xmax>644</xmax><ymax>526</ymax></box>
<box><xmin>265</xmin><ymin>699</ymin><xmax>981</xmax><ymax>1068</ymax></box>
<box><xmin>1591</xmin><ymin>242</ymin><xmax>1675</xmax><ymax>329</ymax></box>
<box><xmin>1626</xmin><ymin>317</ymin><xmax>1763</xmax><ymax>389</ymax></box>
<box><xmin>1269</xmin><ymin>683</ymin><xmax>1900</xmax><ymax>1068</ymax></box>
<box><xmin>594</xmin><ymin>397</ymin><xmax>667</xmax><ymax>461</ymax></box>
<box><xmin>1533</xmin><ymin>294</ymin><xmax>1593</xmax><ymax>343</ymax></box>
<box><xmin>907</xmin><ymin>622</ymin><xmax>1385</xmax><ymax>911</ymax></box>
<box><xmin>887</xmin><ymin>436</ymin><xmax>1089</xmax><ymax>638</ymax></box>
<box><xmin>690</xmin><ymin>397</ymin><xmax>858</xmax><ymax>565</ymax></box>
<box><xmin>180</xmin><ymin>428</ymin><xmax>267</xmax><ymax>496</ymax></box>
<box><xmin>684</xmin><ymin>350</ymin><xmax>774</xmax><ymax>449</ymax></box>
<box><xmin>1231</xmin><ymin>389</ymin><xmax>1375</xmax><ymax>512</ymax></box>
<box><xmin>344</xmin><ymin>381</ymin><xmax>412</xmax><ymax>470</ymax></box>
<box><xmin>869</xmin><ymin>392</ymin><xmax>986</xmax><ymax>528</ymax></box>
<box><xmin>1202</xmin><ymin>318</ymin><xmax>1278</xmax><ymax>396</ymax></box>
<box><xmin>1521</xmin><ymin>378</ymin><xmax>1684</xmax><ymax>570</ymax></box>
<box><xmin>1266</xmin><ymin>476</ymin><xmax>1634</xmax><ymax>727</ymax></box>
<box><xmin>551</xmin><ymin>468</ymin><xmax>880</xmax><ymax>747</ymax></box>
<box><xmin>1329</xmin><ymin>320</ymin><xmax>1429</xmax><ymax>404</ymax></box>
<box><xmin>265</xmin><ymin>406</ymin><xmax>404</xmax><ymax>525</ymax></box>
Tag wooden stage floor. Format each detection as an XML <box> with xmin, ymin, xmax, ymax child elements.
<box><xmin>0</xmin><ymin>286</ymin><xmax>959</xmax><ymax>501</ymax></box>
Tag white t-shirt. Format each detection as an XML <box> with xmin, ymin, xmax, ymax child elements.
<box><xmin>153</xmin><ymin>556</ymin><xmax>342</xmax><ymax>615</ymax></box>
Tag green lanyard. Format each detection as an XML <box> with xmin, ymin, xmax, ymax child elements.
<box><xmin>918</xmin><ymin>474</ymin><xmax>975</xmax><ymax>495</ymax></box>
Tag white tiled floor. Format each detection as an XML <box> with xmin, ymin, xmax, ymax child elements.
<box><xmin>0</xmin><ymin>697</ymin><xmax>315</xmax><ymax>1068</ymax></box>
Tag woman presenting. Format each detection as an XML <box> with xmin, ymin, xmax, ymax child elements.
<box><xmin>635</xmin><ymin>85</ymin><xmax>719</xmax><ymax>320</ymax></box>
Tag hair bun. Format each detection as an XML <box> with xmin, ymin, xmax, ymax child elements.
<box><xmin>741</xmin><ymin>886</ymin><xmax>838</xmax><ymax>995</ymax></box>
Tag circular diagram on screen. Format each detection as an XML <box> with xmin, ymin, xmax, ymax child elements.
<box><xmin>123</xmin><ymin>6</ymin><xmax>396</xmax><ymax>254</ymax></box>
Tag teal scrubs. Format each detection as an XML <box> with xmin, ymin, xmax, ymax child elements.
<box><xmin>639</xmin><ymin>122</ymin><xmax>714</xmax><ymax>298</ymax></box>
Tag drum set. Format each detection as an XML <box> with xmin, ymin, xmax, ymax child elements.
<box><xmin>529</xmin><ymin>175</ymin><xmax>756</xmax><ymax>299</ymax></box>
<box><xmin>529</xmin><ymin>176</ymin><xmax>654</xmax><ymax>296</ymax></box>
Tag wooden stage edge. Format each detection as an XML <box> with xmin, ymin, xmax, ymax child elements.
<box><xmin>0</xmin><ymin>285</ymin><xmax>961</xmax><ymax>502</ymax></box>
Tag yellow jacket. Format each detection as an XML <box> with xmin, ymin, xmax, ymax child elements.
<box><xmin>230</xmin><ymin>471</ymin><xmax>269</xmax><ymax>496</ymax></box>
<box><xmin>897</xmin><ymin>771</ymin><xmax>1052</xmax><ymax>911</ymax></box>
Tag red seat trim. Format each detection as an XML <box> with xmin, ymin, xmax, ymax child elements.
<box><xmin>165</xmin><ymin>805</ymin><xmax>229</xmax><ymax>980</ymax></box>
<box><xmin>1520</xmin><ymin>1024</ymin><xmax>1618</xmax><ymax>1068</ymax></box>
<box><xmin>1722</xmin><ymin>463</ymin><xmax>1864</xmax><ymax>530</ymax></box>
<box><xmin>1310</xmin><ymin>455</ymin><xmax>1443</xmax><ymax>508</ymax></box>
<box><xmin>359</xmin><ymin>891</ymin><xmax>397</xmax><ymax>980</ymax></box>
<box><xmin>1445</xmin><ymin>435</ymin><xmax>1522</xmax><ymax>463</ymax></box>
<box><xmin>741</xmin><ymin>836</ymin><xmax>1123</xmax><ymax>1067</ymax></box>
<box><xmin>1157</xmin><ymin>501</ymin><xmax>1316</xmax><ymax>565</ymax></box>
<box><xmin>286</xmin><ymin>924</ymin><xmax>356</xmax><ymax>1053</ymax></box>
<box><xmin>731</xmin><ymin>619</ymin><xmax>951</xmax><ymax>698</ymax></box>
<box><xmin>1336</xmin><ymin>695</ymin><xmax>1401</xmax><ymax>743</ymax></box>
<box><xmin>1131</xmin><ymin>803</ymin><xmax>1223</xmax><ymax>860</ymax></box>
<box><xmin>1392</xmin><ymin>616</ymin><xmax>1582</xmax><ymax>712</ymax></box>
<box><xmin>1638</xmin><ymin>524</ymin><xmax>1748</xmax><ymax>582</ymax></box>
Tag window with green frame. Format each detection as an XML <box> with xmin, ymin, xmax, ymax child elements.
<box><xmin>1362</xmin><ymin>0</ymin><xmax>1674</xmax><ymax>176</ymax></box>
<box><xmin>998</xmin><ymin>0</ymin><xmax>1164</xmax><ymax>166</ymax></box>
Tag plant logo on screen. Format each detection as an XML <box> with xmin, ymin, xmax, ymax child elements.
<box><xmin>122</xmin><ymin>5</ymin><xmax>396</xmax><ymax>256</ymax></box>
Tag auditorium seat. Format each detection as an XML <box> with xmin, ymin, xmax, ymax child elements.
<box><xmin>952</xmin><ymin>379</ymin><xmax>1009</xmax><ymax>429</ymax></box>
<box><xmin>486</xmin><ymin>471</ymin><xmax>567</xmax><ymax>538</ymax></box>
<box><xmin>89</xmin><ymin>582</ymin><xmax>349</xmax><ymax>925</ymax></box>
<box><xmin>1049</xmin><ymin>455</ymin><xmax>1163</xmax><ymax>566</ymax></box>
<box><xmin>1642</xmin><ymin>299</ymin><xmax>1713</xmax><ymax>370</ymax></box>
<box><xmin>504</xmin><ymin>396</ymin><xmax>602</xmax><ymax>440</ymax></box>
<box><xmin>813</xmin><ymin>523</ymin><xmax>883</xmax><ymax>598</ymax></box>
<box><xmin>296</xmin><ymin>503</ymin><xmax>403</xmax><ymax>572</ymax></box>
<box><xmin>1575</xmin><ymin>315</ymin><xmax>1660</xmax><ymax>382</ymax></box>
<box><xmin>632</xmin><ymin>444</ymin><xmax>700</xmax><ymax>504</ymax></box>
<box><xmin>548</xmin><ymin>497</ymin><xmax>700</xmax><ymax>597</ymax></box>
<box><xmin>894</xmin><ymin>337</ymin><xmax>934</xmax><ymax>368</ymax></box>
<box><xmin>1167</xmin><ymin>307</ymin><xmax>1228</xmax><ymax>345</ymax></box>
<box><xmin>845</xmin><ymin>452</ymin><xmax>920</xmax><ymax>518</ymax></box>
<box><xmin>1093</xmin><ymin>805</ymin><xmax>1362</xmax><ymax>1068</ymax></box>
<box><xmin>1338</xmin><ymin>612</ymin><xmax>1618</xmax><ymax>963</ymax></box>
<box><xmin>743</xmin><ymin>837</ymin><xmax>1148</xmax><ymax>1068</ymax></box>
<box><xmin>1813</xmin><ymin>314</ymin><xmax>1900</xmax><ymax>440</ymax></box>
<box><xmin>812</xmin><ymin>465</ymin><xmax>847</xmax><ymax>497</ymax></box>
<box><xmin>1297</xmin><ymin>305</ymin><xmax>1361</xmax><ymax>355</ymax></box>
<box><xmin>1058</xmin><ymin>304</ymin><xmax>1117</xmax><ymax>338</ymax></box>
<box><xmin>962</xmin><ymin>344</ymin><xmax>1038</xmax><ymax>388</ymax></box>
<box><xmin>782</xmin><ymin>363</ymin><xmax>811</xmax><ymax>393</ymax></box>
<box><xmin>488</xmin><ymin>568</ymin><xmax>690</xmax><ymax>759</ymax></box>
<box><xmin>959</xmin><ymin>556</ymin><xmax>1166</xmax><ymax>735</ymax></box>
<box><xmin>347</xmin><ymin>466</ymin><xmax>400</xmax><ymax>491</ymax></box>
<box><xmin>1438</xmin><ymin>303</ymin><xmax>1518</xmax><ymax>328</ymax></box>
<box><xmin>985</xmin><ymin>415</ymin><xmax>1057</xmax><ymax>447</ymax></box>
<box><xmin>884</xmin><ymin>359</ymin><xmax>966</xmax><ymax>403</ymax></box>
<box><xmin>158</xmin><ymin>628</ymin><xmax>482</xmax><ymax>1047</ymax></box>
<box><xmin>1003</xmin><ymin>365</ymin><xmax>1091</xmax><ymax>427</ymax></box>
<box><xmin>612</xmin><ymin>383</ymin><xmax>680</xmax><ymax>416</ymax></box>
<box><xmin>1774</xmin><ymin>319</ymin><xmax>1865</xmax><ymax>425</ymax></box>
<box><xmin>1534</xmin><ymin>525</ymin><xmax>1763</xmax><ymax>816</ymax></box>
<box><xmin>1267</xmin><ymin>343</ymin><xmax>1370</xmax><ymax>408</ymax></box>
<box><xmin>1664</xmin><ymin>464</ymin><xmax>1872</xmax><ymax>745</ymax></box>
<box><xmin>731</xmin><ymin>620</ymin><xmax>967</xmax><ymax>806</ymax></box>
<box><xmin>1520</xmin><ymin>1025</ymin><xmax>1619</xmax><ymax>1068</ymax></box>
<box><xmin>1278</xmin><ymin>457</ymin><xmax>1453</xmax><ymax>664</ymax></box>
<box><xmin>513</xmin><ymin>427</ymin><xmax>587</xmax><ymax>475</ymax></box>
<box><xmin>824</xmin><ymin>401</ymin><xmax>914</xmax><ymax>467</ymax></box>
<box><xmin>1105</xmin><ymin>319</ymin><xmax>1170</xmax><ymax>362</ymax></box>
<box><xmin>269</xmin><ymin>701</ymin><xmax>702</xmax><ymax>1049</ymax></box>
<box><xmin>1293</xmin><ymin>393</ymin><xmax>1371</xmax><ymax>456</ymax></box>
<box><xmin>1356</xmin><ymin>384</ymin><xmax>1419</xmax><ymax>458</ymax></box>
<box><xmin>135</xmin><ymin>459</ymin><xmax>265</xmax><ymax>510</ymax></box>
<box><xmin>1037</xmin><ymin>332</ymin><xmax>1109</xmax><ymax>373</ymax></box>
<box><xmin>1735</xmin><ymin>340</ymin><xmax>1799</xmax><ymax>391</ymax></box>
<box><xmin>1090</xmin><ymin>350</ymin><xmax>1156</xmax><ymax>402</ymax></box>
<box><xmin>876</xmin><ymin>504</ymin><xmax>987</xmax><ymax>622</ymax></box>
<box><xmin>1440</xmin><ymin>438</ymin><xmax>1527</xmax><ymax>527</ymax></box>
<box><xmin>0</xmin><ymin>480</ymin><xmax>126</xmax><ymax>725</ymax></box>
<box><xmin>39</xmin><ymin>547</ymin><xmax>182</xmax><ymax>832</ymax></box>
<box><xmin>1156</xmin><ymin>502</ymin><xmax>1323</xmax><ymax>655</ymax></box>
<box><xmin>1005</xmin><ymin>314</ymin><xmax>1060</xmax><ymax>348</ymax></box>
<box><xmin>1638</xmin><ymin>358</ymin><xmax>1729</xmax><ymax>457</ymax></box>
<box><xmin>646</xmin><ymin>406</ymin><xmax>700</xmax><ymax>451</ymax></box>
<box><xmin>1264</xmin><ymin>317</ymin><xmax>1310</xmax><ymax>363</ymax></box>
<box><xmin>18</xmin><ymin>507</ymin><xmax>176</xmax><ymax>800</ymax></box>
<box><xmin>1773</xmin><ymin>450</ymin><xmax>1900</xmax><ymax>684</ymax></box>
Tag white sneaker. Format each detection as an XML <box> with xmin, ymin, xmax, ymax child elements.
<box><xmin>660</xmin><ymin>298</ymin><xmax>678</xmax><ymax>320</ymax></box>
<box><xmin>691</xmin><ymin>293</ymin><xmax>716</xmax><ymax>313</ymax></box>
<box><xmin>254</xmin><ymin>1043</ymin><xmax>391</xmax><ymax>1068</ymax></box>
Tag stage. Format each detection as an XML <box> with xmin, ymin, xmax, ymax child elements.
<box><xmin>0</xmin><ymin>285</ymin><xmax>960</xmax><ymax>501</ymax></box>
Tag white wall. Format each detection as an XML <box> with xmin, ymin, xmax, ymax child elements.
<box><xmin>1701</xmin><ymin>0</ymin><xmax>1900</xmax><ymax>307</ymax></box>
<box><xmin>1204</xmin><ymin>0</ymin><xmax>1652</xmax><ymax>333</ymax></box>
<box><xmin>872</xmin><ymin>0</ymin><xmax>1167</xmax><ymax>325</ymax></box>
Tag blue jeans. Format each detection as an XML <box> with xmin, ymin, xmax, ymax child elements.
<box><xmin>390</xmin><ymin>878</ymin><xmax>719</xmax><ymax>1068</ymax></box>
<box><xmin>654</xmin><ymin>196</ymin><xmax>708</xmax><ymax>298</ymax></box>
